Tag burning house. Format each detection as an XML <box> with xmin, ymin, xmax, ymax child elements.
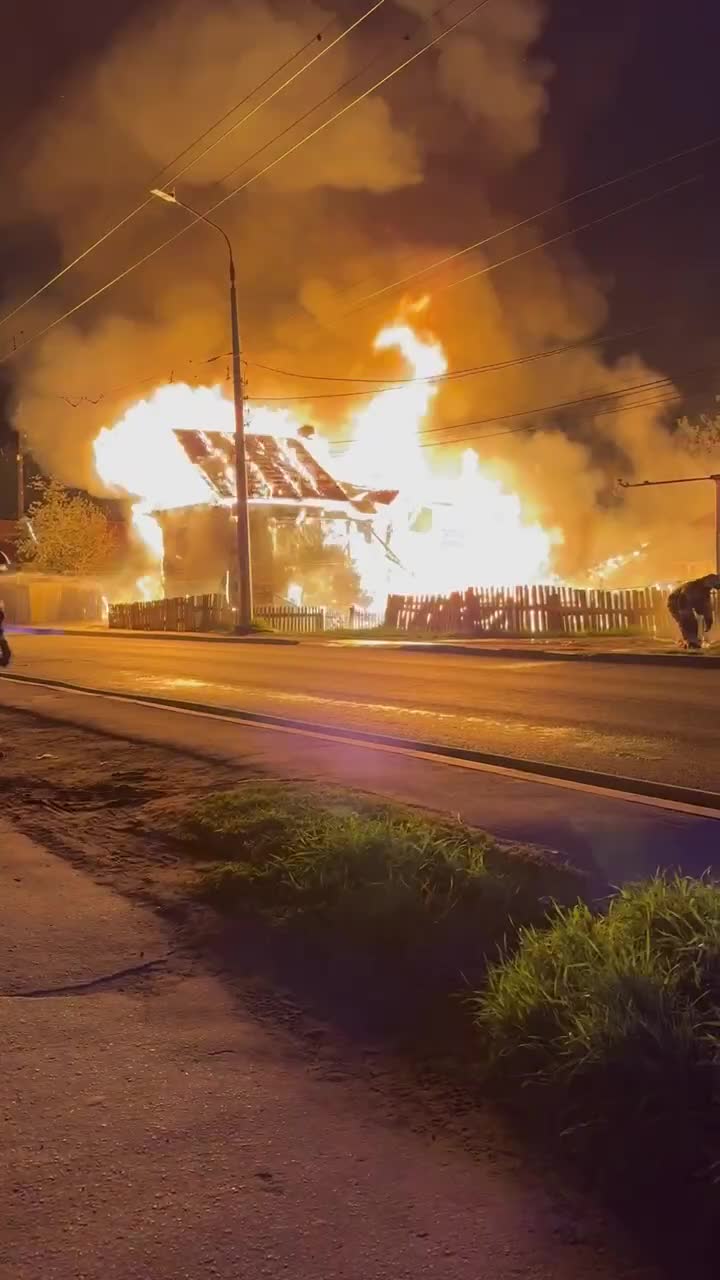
<box><xmin>154</xmin><ymin>427</ymin><xmax>397</xmax><ymax>606</ymax></box>
<box><xmin>92</xmin><ymin>322</ymin><xmax>559</xmax><ymax>609</ymax></box>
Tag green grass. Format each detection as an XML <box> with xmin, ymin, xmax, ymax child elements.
<box><xmin>165</xmin><ymin>782</ymin><xmax>720</xmax><ymax>1261</ymax></box>
<box><xmin>176</xmin><ymin>782</ymin><xmax>580</xmax><ymax>962</ymax></box>
<box><xmin>475</xmin><ymin>876</ymin><xmax>720</xmax><ymax>1202</ymax></box>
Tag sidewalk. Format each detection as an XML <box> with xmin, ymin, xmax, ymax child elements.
<box><xmin>2</xmin><ymin>819</ymin><xmax>640</xmax><ymax>1280</ymax></box>
<box><xmin>347</xmin><ymin>635</ymin><xmax>720</xmax><ymax>667</ymax></box>
<box><xmin>8</xmin><ymin>622</ymin><xmax>720</xmax><ymax>665</ymax></box>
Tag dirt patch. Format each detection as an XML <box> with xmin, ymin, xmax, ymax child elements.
<box><xmin>0</xmin><ymin>705</ymin><xmax>577</xmax><ymax>1026</ymax></box>
<box><xmin>0</xmin><ymin>708</ymin><xmax>261</xmax><ymax>903</ymax></box>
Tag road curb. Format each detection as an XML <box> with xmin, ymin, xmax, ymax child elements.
<box><xmin>3</xmin><ymin>669</ymin><xmax>720</xmax><ymax>813</ymax></box>
<box><xmin>8</xmin><ymin>627</ymin><xmax>300</xmax><ymax>646</ymax></box>
<box><xmin>388</xmin><ymin>642</ymin><xmax>720</xmax><ymax>667</ymax></box>
<box><xmin>11</xmin><ymin>627</ymin><xmax>719</xmax><ymax>666</ymax></box>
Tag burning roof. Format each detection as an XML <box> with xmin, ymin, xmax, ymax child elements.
<box><xmin>170</xmin><ymin>429</ymin><xmax>399</xmax><ymax>514</ymax></box>
<box><xmin>174</xmin><ymin>429</ymin><xmax>349</xmax><ymax>506</ymax></box>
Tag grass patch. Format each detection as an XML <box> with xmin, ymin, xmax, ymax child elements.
<box><xmin>475</xmin><ymin>875</ymin><xmax>720</xmax><ymax>1242</ymax></box>
<box><xmin>160</xmin><ymin>782</ymin><xmax>720</xmax><ymax>1266</ymax></box>
<box><xmin>176</xmin><ymin>782</ymin><xmax>580</xmax><ymax>973</ymax></box>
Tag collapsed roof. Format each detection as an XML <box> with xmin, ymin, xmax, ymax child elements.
<box><xmin>172</xmin><ymin>430</ymin><xmax>397</xmax><ymax>512</ymax></box>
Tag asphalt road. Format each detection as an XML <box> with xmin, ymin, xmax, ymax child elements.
<box><xmin>5</xmin><ymin>633</ymin><xmax>719</xmax><ymax>792</ymax></box>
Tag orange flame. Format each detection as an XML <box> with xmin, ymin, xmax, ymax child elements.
<box><xmin>92</xmin><ymin>318</ymin><xmax>557</xmax><ymax>604</ymax></box>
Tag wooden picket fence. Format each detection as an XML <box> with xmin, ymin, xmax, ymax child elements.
<box><xmin>254</xmin><ymin>605</ymin><xmax>325</xmax><ymax>634</ymax></box>
<box><xmin>108</xmin><ymin>596</ymin><xmax>379</xmax><ymax>635</ymax></box>
<box><xmin>110</xmin><ymin>586</ymin><xmax>709</xmax><ymax>639</ymax></box>
<box><xmin>109</xmin><ymin>594</ymin><xmax>232</xmax><ymax>632</ymax></box>
<box><xmin>384</xmin><ymin>585</ymin><xmax>693</xmax><ymax>638</ymax></box>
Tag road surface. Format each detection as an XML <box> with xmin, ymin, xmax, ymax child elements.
<box><xmin>4</xmin><ymin>632</ymin><xmax>718</xmax><ymax>791</ymax></box>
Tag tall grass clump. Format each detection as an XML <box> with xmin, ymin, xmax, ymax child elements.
<box><xmin>475</xmin><ymin>875</ymin><xmax>720</xmax><ymax>1205</ymax></box>
<box><xmin>179</xmin><ymin>782</ymin><xmax>580</xmax><ymax>966</ymax></box>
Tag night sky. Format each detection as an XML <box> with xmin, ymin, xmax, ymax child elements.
<box><xmin>1</xmin><ymin>0</ymin><xmax>719</xmax><ymax>532</ymax></box>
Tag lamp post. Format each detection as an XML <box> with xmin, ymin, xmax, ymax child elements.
<box><xmin>619</xmin><ymin>473</ymin><xmax>720</xmax><ymax>575</ymax></box>
<box><xmin>150</xmin><ymin>188</ymin><xmax>253</xmax><ymax>628</ymax></box>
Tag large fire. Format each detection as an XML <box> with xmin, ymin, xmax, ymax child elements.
<box><xmin>93</xmin><ymin>317</ymin><xmax>558</xmax><ymax>605</ymax></box>
<box><xmin>333</xmin><ymin>322</ymin><xmax>556</xmax><ymax>601</ymax></box>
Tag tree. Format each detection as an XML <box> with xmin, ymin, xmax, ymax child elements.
<box><xmin>675</xmin><ymin>412</ymin><xmax>720</xmax><ymax>458</ymax></box>
<box><xmin>16</xmin><ymin>478</ymin><xmax>118</xmax><ymax>576</ymax></box>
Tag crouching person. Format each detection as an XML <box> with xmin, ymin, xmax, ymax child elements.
<box><xmin>668</xmin><ymin>574</ymin><xmax>720</xmax><ymax>649</ymax></box>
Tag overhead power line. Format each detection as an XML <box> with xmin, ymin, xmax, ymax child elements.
<box><xmin>37</xmin><ymin>340</ymin><xmax>720</xmax><ymax>457</ymax></box>
<box><xmin>33</xmin><ymin>194</ymin><xmax>701</xmax><ymax>404</ymax></box>
<box><xmin>326</xmin><ymin>358</ymin><xmax>720</xmax><ymax>448</ymax></box>
<box><xmin>245</xmin><ymin>322</ymin><xmax>657</xmax><ymax>386</ymax></box>
<box><xmin>0</xmin><ymin>0</ymin><xmax>384</xmax><ymax>333</ymax></box>
<box><xmin>242</xmin><ymin>315</ymin><xmax>682</xmax><ymax>401</ymax></box>
<box><xmin>156</xmin><ymin>0</ymin><xmax>387</xmax><ymax>191</ymax></box>
<box><xmin>0</xmin><ymin>0</ymin><xmax>491</xmax><ymax>368</ymax></box>
<box><xmin>31</xmin><ymin>317</ymin><xmax>672</xmax><ymax>407</ymax></box>
<box><xmin>344</xmin><ymin>129</ymin><xmax>720</xmax><ymax>313</ymax></box>
<box><xmin>326</xmin><ymin>393</ymin><xmax>683</xmax><ymax>453</ymax></box>
<box><xmin>433</xmin><ymin>175</ymin><xmax>702</xmax><ymax>297</ymax></box>
<box><xmin>149</xmin><ymin>14</ymin><xmax>338</xmax><ymax>184</ymax></box>
<box><xmin>210</xmin><ymin>0</ymin><xmax>465</xmax><ymax>191</ymax></box>
<box><xmin>406</xmin><ymin>392</ymin><xmax>686</xmax><ymax>451</ymax></box>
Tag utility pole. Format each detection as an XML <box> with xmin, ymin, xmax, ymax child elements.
<box><xmin>227</xmin><ymin>253</ymin><xmax>253</xmax><ymax>627</ymax></box>
<box><xmin>16</xmin><ymin>429</ymin><xmax>24</xmax><ymax>519</ymax></box>
<box><xmin>619</xmin><ymin>473</ymin><xmax>720</xmax><ymax>575</ymax></box>
<box><xmin>150</xmin><ymin>188</ymin><xmax>253</xmax><ymax>629</ymax></box>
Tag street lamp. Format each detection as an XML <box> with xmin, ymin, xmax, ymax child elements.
<box><xmin>150</xmin><ymin>187</ymin><xmax>253</xmax><ymax>628</ymax></box>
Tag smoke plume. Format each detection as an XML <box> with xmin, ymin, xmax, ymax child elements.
<box><xmin>3</xmin><ymin>0</ymin><xmax>713</xmax><ymax>585</ymax></box>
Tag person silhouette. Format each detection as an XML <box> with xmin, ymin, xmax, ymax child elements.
<box><xmin>667</xmin><ymin>574</ymin><xmax>720</xmax><ymax>649</ymax></box>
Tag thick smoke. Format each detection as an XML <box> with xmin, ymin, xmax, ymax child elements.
<box><xmin>3</xmin><ymin>0</ymin><xmax>713</xmax><ymax>585</ymax></box>
<box><xmin>398</xmin><ymin>0</ymin><xmax>551</xmax><ymax>158</ymax></box>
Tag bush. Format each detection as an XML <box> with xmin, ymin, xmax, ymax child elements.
<box><xmin>475</xmin><ymin>876</ymin><xmax>720</xmax><ymax>1202</ymax></box>
<box><xmin>17</xmin><ymin>478</ymin><xmax>117</xmax><ymax>575</ymax></box>
<box><xmin>178</xmin><ymin>782</ymin><xmax>580</xmax><ymax>963</ymax></box>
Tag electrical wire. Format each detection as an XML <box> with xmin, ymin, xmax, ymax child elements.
<box><xmin>214</xmin><ymin>0</ymin><xmax>462</xmax><ymax>189</ymax></box>
<box><xmin>28</xmin><ymin>300</ymin><xmax>719</xmax><ymax>408</ymax></box>
<box><xmin>157</xmin><ymin>0</ymin><xmax>387</xmax><ymax>191</ymax></box>
<box><xmin>326</xmin><ymin>359</ymin><xmax>720</xmax><ymax>448</ymax></box>
<box><xmin>407</xmin><ymin>391</ymin><xmax>686</xmax><ymax>450</ymax></box>
<box><xmin>0</xmin><ymin>1</ymin><xmax>382</xmax><ymax>334</ymax></box>
<box><xmin>433</xmin><ymin>175</ymin><xmax>702</xmax><ymax>298</ymax></box>
<box><xmin>29</xmin><ymin>347</ymin><xmax>234</xmax><ymax>406</ymax></box>
<box><xmin>37</xmin><ymin>343</ymin><xmax>717</xmax><ymax>468</ymax></box>
<box><xmin>34</xmin><ymin>174</ymin><xmax>691</xmax><ymax>402</ymax></box>
<box><xmin>344</xmin><ymin>129</ymin><xmax>720</xmax><ymax>313</ymax></box>
<box><xmin>30</xmin><ymin>318</ymin><xmax>666</xmax><ymax>407</ymax></box>
<box><xmin>242</xmin><ymin>309</ymin><xmax>677</xmax><ymax>400</ymax></box>
<box><xmin>214</xmin><ymin>40</ymin><xmax>389</xmax><ymax>191</ymax></box>
<box><xmin>245</xmin><ymin>322</ymin><xmax>657</xmax><ymax>385</ymax></box>
<box><xmin>0</xmin><ymin>0</ymin><xmax>492</xmax><ymax>368</ymax></box>
<box><xmin>326</xmin><ymin>393</ymin><xmax>683</xmax><ymax>453</ymax></box>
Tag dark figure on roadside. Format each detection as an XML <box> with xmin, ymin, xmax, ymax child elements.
<box><xmin>667</xmin><ymin>574</ymin><xmax>720</xmax><ymax>649</ymax></box>
<box><xmin>0</xmin><ymin>604</ymin><xmax>10</xmax><ymax>668</ymax></box>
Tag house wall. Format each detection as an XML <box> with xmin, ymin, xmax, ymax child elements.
<box><xmin>157</xmin><ymin>506</ymin><xmax>362</xmax><ymax>606</ymax></box>
<box><xmin>158</xmin><ymin>507</ymin><xmax>278</xmax><ymax>604</ymax></box>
